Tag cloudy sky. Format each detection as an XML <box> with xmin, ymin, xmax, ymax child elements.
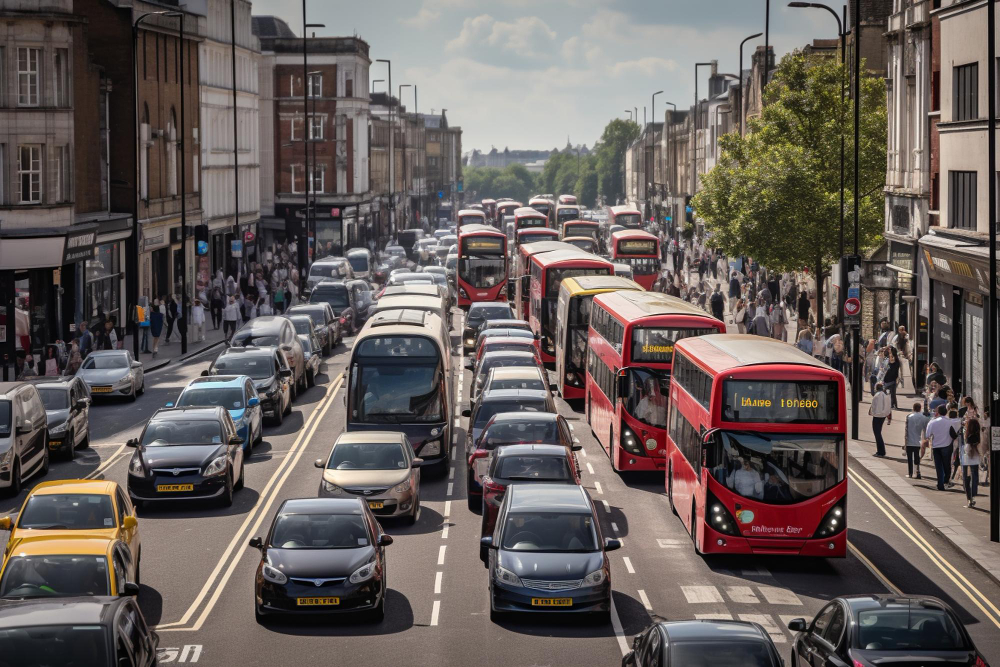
<box><xmin>251</xmin><ymin>0</ymin><xmax>842</xmax><ymax>152</ymax></box>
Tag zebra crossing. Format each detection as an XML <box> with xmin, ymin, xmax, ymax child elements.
<box><xmin>670</xmin><ymin>579</ymin><xmax>810</xmax><ymax>644</ymax></box>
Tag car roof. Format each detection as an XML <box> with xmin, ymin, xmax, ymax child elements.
<box><xmin>28</xmin><ymin>377</ymin><xmax>75</xmax><ymax>388</ymax></box>
<box><xmin>312</xmin><ymin>281</ymin><xmax>348</xmax><ymax>290</ymax></box>
<box><xmin>346</xmin><ymin>248</ymin><xmax>370</xmax><ymax>256</ymax></box>
<box><xmin>479</xmin><ymin>351</ymin><xmax>538</xmax><ymax>363</ymax></box>
<box><xmin>490</xmin><ymin>411</ymin><xmax>558</xmax><ymax>423</ymax></box>
<box><xmin>481</xmin><ymin>388</ymin><xmax>549</xmax><ymax>400</ymax></box>
<box><xmin>151</xmin><ymin>406</ymin><xmax>225</xmax><ymax>421</ymax></box>
<box><xmin>0</xmin><ymin>597</ymin><xmax>122</xmax><ymax>630</ymax></box>
<box><xmin>286</xmin><ymin>314</ymin><xmax>313</xmax><ymax>322</ymax></box>
<box><xmin>508</xmin><ymin>484</ymin><xmax>589</xmax><ymax>512</ymax></box>
<box><xmin>217</xmin><ymin>346</ymin><xmax>277</xmax><ymax>357</ymax></box>
<box><xmin>241</xmin><ymin>316</ymin><xmax>286</xmax><ymax>330</ymax></box>
<box><xmin>9</xmin><ymin>535</ymin><xmax>115</xmax><ymax>557</ymax></box>
<box><xmin>31</xmin><ymin>479</ymin><xmax>117</xmax><ymax>496</ymax></box>
<box><xmin>659</xmin><ymin>620</ymin><xmax>769</xmax><ymax>642</ymax></box>
<box><xmin>489</xmin><ymin>367</ymin><xmax>545</xmax><ymax>380</ymax></box>
<box><xmin>468</xmin><ymin>302</ymin><xmax>513</xmax><ymax>312</ymax></box>
<box><xmin>279</xmin><ymin>498</ymin><xmax>364</xmax><ymax>515</ymax></box>
<box><xmin>85</xmin><ymin>350</ymin><xmax>127</xmax><ymax>357</ymax></box>
<box><xmin>185</xmin><ymin>375</ymin><xmax>250</xmax><ymax>389</ymax></box>
<box><xmin>840</xmin><ymin>594</ymin><xmax>951</xmax><ymax>612</ymax></box>
<box><xmin>480</xmin><ymin>330</ymin><xmax>534</xmax><ymax>340</ymax></box>
<box><xmin>483</xmin><ymin>319</ymin><xmax>529</xmax><ymax>328</ymax></box>
<box><xmin>335</xmin><ymin>431</ymin><xmax>407</xmax><ymax>445</ymax></box>
<box><xmin>496</xmin><ymin>444</ymin><xmax>567</xmax><ymax>457</ymax></box>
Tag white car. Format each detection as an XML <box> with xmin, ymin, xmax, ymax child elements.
<box><xmin>76</xmin><ymin>350</ymin><xmax>145</xmax><ymax>401</ymax></box>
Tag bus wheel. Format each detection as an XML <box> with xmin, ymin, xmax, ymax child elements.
<box><xmin>668</xmin><ymin>467</ymin><xmax>677</xmax><ymax>516</ymax></box>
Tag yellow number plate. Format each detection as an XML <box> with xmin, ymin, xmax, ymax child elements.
<box><xmin>48</xmin><ymin>441</ymin><xmax>63</xmax><ymax>449</ymax></box>
<box><xmin>531</xmin><ymin>598</ymin><xmax>572</xmax><ymax>607</ymax></box>
<box><xmin>157</xmin><ymin>484</ymin><xmax>194</xmax><ymax>492</ymax></box>
<box><xmin>91</xmin><ymin>387</ymin><xmax>112</xmax><ymax>393</ymax></box>
<box><xmin>367</xmin><ymin>501</ymin><xmax>384</xmax><ymax>509</ymax></box>
<box><xmin>296</xmin><ymin>597</ymin><xmax>340</xmax><ymax>606</ymax></box>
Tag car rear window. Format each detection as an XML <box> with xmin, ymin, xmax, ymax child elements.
<box><xmin>498</xmin><ymin>455</ymin><xmax>571</xmax><ymax>481</ymax></box>
<box><xmin>856</xmin><ymin>608</ymin><xmax>967</xmax><ymax>651</ymax></box>
<box><xmin>668</xmin><ymin>641</ymin><xmax>775</xmax><ymax>666</ymax></box>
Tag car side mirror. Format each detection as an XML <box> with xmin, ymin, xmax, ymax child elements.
<box><xmin>787</xmin><ymin>618</ymin><xmax>807</xmax><ymax>632</ymax></box>
<box><xmin>571</xmin><ymin>444</ymin><xmax>583</xmax><ymax>452</ymax></box>
<box><xmin>247</xmin><ymin>397</ymin><xmax>260</xmax><ymax>408</ymax></box>
<box><xmin>248</xmin><ymin>536</ymin><xmax>263</xmax><ymax>550</ymax></box>
<box><xmin>121</xmin><ymin>582</ymin><xmax>140</xmax><ymax>597</ymax></box>
<box><xmin>0</xmin><ymin>516</ymin><xmax>11</xmax><ymax>531</ymax></box>
<box><xmin>75</xmin><ymin>399</ymin><xmax>89</xmax><ymax>410</ymax></box>
<box><xmin>126</xmin><ymin>438</ymin><xmax>139</xmax><ymax>448</ymax></box>
<box><xmin>16</xmin><ymin>419</ymin><xmax>33</xmax><ymax>434</ymax></box>
<box><xmin>314</xmin><ymin>458</ymin><xmax>325</xmax><ymax>468</ymax></box>
<box><xmin>377</xmin><ymin>534</ymin><xmax>394</xmax><ymax>547</ymax></box>
<box><xmin>604</xmin><ymin>537</ymin><xmax>622</xmax><ymax>552</ymax></box>
<box><xmin>229</xmin><ymin>436</ymin><xmax>244</xmax><ymax>446</ymax></box>
<box><xmin>122</xmin><ymin>516</ymin><xmax>138</xmax><ymax>531</ymax></box>
<box><xmin>280</xmin><ymin>369</ymin><xmax>292</xmax><ymax>378</ymax></box>
<box><xmin>200</xmin><ymin>370</ymin><xmax>210</xmax><ymax>377</ymax></box>
<box><xmin>480</xmin><ymin>536</ymin><xmax>494</xmax><ymax>549</ymax></box>
<box><xmin>131</xmin><ymin>361</ymin><xmax>142</xmax><ymax>369</ymax></box>
<box><xmin>412</xmin><ymin>457</ymin><xmax>424</xmax><ymax>467</ymax></box>
<box><xmin>462</xmin><ymin>409</ymin><xmax>471</xmax><ymax>418</ymax></box>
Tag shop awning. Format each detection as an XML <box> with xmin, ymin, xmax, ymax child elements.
<box><xmin>918</xmin><ymin>232</ymin><xmax>997</xmax><ymax>294</ymax></box>
<box><xmin>0</xmin><ymin>224</ymin><xmax>99</xmax><ymax>270</ymax></box>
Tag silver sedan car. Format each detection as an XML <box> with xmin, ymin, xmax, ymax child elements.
<box><xmin>75</xmin><ymin>350</ymin><xmax>145</xmax><ymax>401</ymax></box>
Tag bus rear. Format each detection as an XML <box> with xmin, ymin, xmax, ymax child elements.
<box><xmin>611</xmin><ymin>230</ymin><xmax>661</xmax><ymax>290</ymax></box>
<box><xmin>667</xmin><ymin>335</ymin><xmax>847</xmax><ymax>557</ymax></box>
<box><xmin>527</xmin><ymin>198</ymin><xmax>555</xmax><ymax>226</ymax></box>
<box><xmin>555</xmin><ymin>205</ymin><xmax>581</xmax><ymax>230</ymax></box>
<box><xmin>497</xmin><ymin>201</ymin><xmax>521</xmax><ymax>222</ymax></box>
<box><xmin>457</xmin><ymin>224</ymin><xmax>508</xmax><ymax>308</ymax></box>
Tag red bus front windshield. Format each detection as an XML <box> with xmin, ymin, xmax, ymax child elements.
<box><xmin>517</xmin><ymin>217</ymin><xmax>547</xmax><ymax>230</ymax></box>
<box><xmin>460</xmin><ymin>236</ymin><xmax>506</xmax><ymax>290</ymax></box>
<box><xmin>616</xmin><ymin>238</ymin><xmax>659</xmax><ymax>275</ymax></box>
<box><xmin>564</xmin><ymin>223</ymin><xmax>598</xmax><ymax>239</ymax></box>
<box><xmin>519</xmin><ymin>231</ymin><xmax>557</xmax><ymax>244</ymax></box>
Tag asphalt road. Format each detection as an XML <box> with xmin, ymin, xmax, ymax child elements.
<box><xmin>4</xmin><ymin>313</ymin><xmax>1000</xmax><ymax>666</ymax></box>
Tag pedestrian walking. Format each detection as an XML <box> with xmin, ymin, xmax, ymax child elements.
<box><xmin>149</xmin><ymin>299</ymin><xmax>164</xmax><ymax>359</ymax></box>
<box><xmin>223</xmin><ymin>295</ymin><xmax>241</xmax><ymax>341</ymax></box>
<box><xmin>709</xmin><ymin>284</ymin><xmax>725</xmax><ymax>321</ymax></box>
<box><xmin>64</xmin><ymin>341</ymin><xmax>82</xmax><ymax>376</ymax></box>
<box><xmin>77</xmin><ymin>321</ymin><xmax>93</xmax><ymax>359</ymax></box>
<box><xmin>749</xmin><ymin>304</ymin><xmax>771</xmax><ymax>337</ymax></box>
<box><xmin>769</xmin><ymin>303</ymin><xmax>787</xmax><ymax>342</ymax></box>
<box><xmin>926</xmin><ymin>405</ymin><xmax>958</xmax><ymax>491</ymax></box>
<box><xmin>42</xmin><ymin>346</ymin><xmax>61</xmax><ymax>376</ymax></box>
<box><xmin>903</xmin><ymin>402</ymin><xmax>930</xmax><ymax>479</ymax></box>
<box><xmin>164</xmin><ymin>295</ymin><xmax>177</xmax><ymax>344</ymax></box>
<box><xmin>795</xmin><ymin>328</ymin><xmax>814</xmax><ymax>355</ymax></box>
<box><xmin>191</xmin><ymin>297</ymin><xmax>206</xmax><ymax>343</ymax></box>
<box><xmin>869</xmin><ymin>383</ymin><xmax>892</xmax><ymax>457</ymax></box>
<box><xmin>797</xmin><ymin>291</ymin><xmax>810</xmax><ymax>330</ymax></box>
<box><xmin>961</xmin><ymin>416</ymin><xmax>982</xmax><ymax>507</ymax></box>
<box><xmin>273</xmin><ymin>283</ymin><xmax>285</xmax><ymax>314</ymax></box>
<box><xmin>210</xmin><ymin>287</ymin><xmax>224</xmax><ymax>330</ymax></box>
<box><xmin>137</xmin><ymin>297</ymin><xmax>151</xmax><ymax>353</ymax></box>
<box><xmin>882</xmin><ymin>347</ymin><xmax>902</xmax><ymax>409</ymax></box>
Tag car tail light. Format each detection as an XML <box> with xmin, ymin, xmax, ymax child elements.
<box><xmin>467</xmin><ymin>448</ymin><xmax>489</xmax><ymax>468</ymax></box>
<box><xmin>339</xmin><ymin>317</ymin><xmax>346</xmax><ymax>324</ymax></box>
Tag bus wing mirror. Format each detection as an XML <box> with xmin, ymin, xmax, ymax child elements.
<box><xmin>616</xmin><ymin>369</ymin><xmax>627</xmax><ymax>400</ymax></box>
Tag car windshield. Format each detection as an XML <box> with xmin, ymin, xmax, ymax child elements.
<box><xmin>36</xmin><ymin>388</ymin><xmax>69</xmax><ymax>411</ymax></box>
<box><xmin>141</xmin><ymin>419</ymin><xmax>224</xmax><ymax>446</ymax></box>
<box><xmin>705</xmin><ymin>432</ymin><xmax>845</xmax><ymax>504</ymax></box>
<box><xmin>856</xmin><ymin>607</ymin><xmax>967</xmax><ymax>651</ymax></box>
<box><xmin>668</xmin><ymin>641</ymin><xmax>775</xmax><ymax>667</ymax></box>
<box><xmin>475</xmin><ymin>357</ymin><xmax>539</xmax><ymax>386</ymax></box>
<box><xmin>289</xmin><ymin>307</ymin><xmax>325</xmax><ymax>327</ymax></box>
<box><xmin>176</xmin><ymin>387</ymin><xmax>245</xmax><ymax>411</ymax></box>
<box><xmin>328</xmin><ymin>443</ymin><xmax>408</xmax><ymax>470</ymax></box>
<box><xmin>213</xmin><ymin>355</ymin><xmax>273</xmax><ymax>380</ymax></box>
<box><xmin>352</xmin><ymin>360</ymin><xmax>444</xmax><ymax>424</ymax></box>
<box><xmin>489</xmin><ymin>377</ymin><xmax>545</xmax><ymax>391</ymax></box>
<box><xmin>0</xmin><ymin>555</ymin><xmax>110</xmax><ymax>598</ymax></box>
<box><xmin>17</xmin><ymin>494</ymin><xmax>116</xmax><ymax>530</ymax></box>
<box><xmin>289</xmin><ymin>319</ymin><xmax>312</xmax><ymax>335</ymax></box>
<box><xmin>469</xmin><ymin>305</ymin><xmax>514</xmax><ymax>324</ymax></box>
<box><xmin>310</xmin><ymin>263</ymin><xmax>346</xmax><ymax>278</ymax></box>
<box><xmin>500</xmin><ymin>512</ymin><xmax>597</xmax><ymax>552</ymax></box>
<box><xmin>0</xmin><ymin>401</ymin><xmax>10</xmax><ymax>437</ymax></box>
<box><xmin>498</xmin><ymin>455</ymin><xmax>571</xmax><ymax>481</ymax></box>
<box><xmin>623</xmin><ymin>369</ymin><xmax>670</xmax><ymax>429</ymax></box>
<box><xmin>311</xmin><ymin>286</ymin><xmax>349</xmax><ymax>310</ymax></box>
<box><xmin>474</xmin><ymin>400</ymin><xmax>546</xmax><ymax>430</ymax></box>
<box><xmin>347</xmin><ymin>254</ymin><xmax>369</xmax><ymax>273</ymax></box>
<box><xmin>481</xmin><ymin>419</ymin><xmax>559</xmax><ymax>447</ymax></box>
<box><xmin>232</xmin><ymin>330</ymin><xmax>279</xmax><ymax>347</ymax></box>
<box><xmin>269</xmin><ymin>513</ymin><xmax>370</xmax><ymax>549</ymax></box>
<box><xmin>0</xmin><ymin>625</ymin><xmax>108</xmax><ymax>666</ymax></box>
<box><xmin>81</xmin><ymin>355</ymin><xmax>127</xmax><ymax>370</ymax></box>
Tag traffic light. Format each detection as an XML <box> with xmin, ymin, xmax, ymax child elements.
<box><xmin>194</xmin><ymin>224</ymin><xmax>209</xmax><ymax>256</ymax></box>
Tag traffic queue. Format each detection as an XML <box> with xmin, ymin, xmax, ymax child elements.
<box><xmin>0</xmin><ymin>193</ymin><xmax>989</xmax><ymax>667</ymax></box>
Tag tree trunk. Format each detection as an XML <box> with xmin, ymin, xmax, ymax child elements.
<box><xmin>814</xmin><ymin>256</ymin><xmax>824</xmax><ymax>337</ymax></box>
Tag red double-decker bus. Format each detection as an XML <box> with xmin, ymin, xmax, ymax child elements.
<box><xmin>666</xmin><ymin>334</ymin><xmax>847</xmax><ymax>557</ymax></box>
<box><xmin>607</xmin><ymin>204</ymin><xmax>643</xmax><ymax>229</ymax></box>
<box><xmin>515</xmin><ymin>227</ymin><xmax>559</xmax><ymax>247</ymax></box>
<box><xmin>528</xmin><ymin>197</ymin><xmax>555</xmax><ymax>226</ymax></box>
<box><xmin>586</xmin><ymin>291</ymin><xmax>725</xmax><ymax>473</ymax></box>
<box><xmin>481</xmin><ymin>198</ymin><xmax>497</xmax><ymax>223</ymax></box>
<box><xmin>514</xmin><ymin>241</ymin><xmax>573</xmax><ymax>320</ymax></box>
<box><xmin>459</xmin><ymin>209</ymin><xmax>488</xmax><ymax>227</ymax></box>
<box><xmin>611</xmin><ymin>229</ymin><xmax>661</xmax><ymax>290</ymax></box>
<box><xmin>529</xmin><ymin>250</ymin><xmax>612</xmax><ymax>365</ymax></box>
<box><xmin>514</xmin><ymin>206</ymin><xmax>549</xmax><ymax>232</ymax></box>
<box><xmin>457</xmin><ymin>224</ymin><xmax>508</xmax><ymax>308</ymax></box>
<box><xmin>496</xmin><ymin>200</ymin><xmax>521</xmax><ymax>222</ymax></box>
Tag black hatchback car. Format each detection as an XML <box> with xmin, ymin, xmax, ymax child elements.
<box><xmin>250</xmin><ymin>497</ymin><xmax>393</xmax><ymax>623</ymax></box>
<box><xmin>125</xmin><ymin>407</ymin><xmax>246</xmax><ymax>509</ymax></box>
<box><xmin>310</xmin><ymin>281</ymin><xmax>358</xmax><ymax>335</ymax></box>
<box><xmin>463</xmin><ymin>302</ymin><xmax>515</xmax><ymax>353</ymax></box>
<box><xmin>788</xmin><ymin>595</ymin><xmax>987</xmax><ymax>667</ymax></box>
<box><xmin>623</xmin><ymin>619</ymin><xmax>783</xmax><ymax>667</ymax></box>
<box><xmin>0</xmin><ymin>596</ymin><xmax>159</xmax><ymax>666</ymax></box>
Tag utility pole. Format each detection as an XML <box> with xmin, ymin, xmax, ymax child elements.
<box><xmin>231</xmin><ymin>0</ymin><xmax>241</xmax><ymax>276</ymax></box>
<box><xmin>178</xmin><ymin>13</ymin><xmax>188</xmax><ymax>355</ymax></box>
<box><xmin>987</xmin><ymin>0</ymin><xmax>998</xmax><ymax>543</ymax></box>
<box><xmin>851</xmin><ymin>0</ymin><xmax>861</xmax><ymax>439</ymax></box>
<box><xmin>377</xmin><ymin>59</ymin><xmax>393</xmax><ymax>240</ymax></box>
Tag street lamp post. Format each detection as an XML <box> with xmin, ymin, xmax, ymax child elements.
<box><xmin>851</xmin><ymin>0</ymin><xmax>861</xmax><ymax>440</ymax></box>
<box><xmin>400</xmin><ymin>84</ymin><xmax>412</xmax><ymax>231</ymax></box>
<box><xmin>663</xmin><ymin>101</ymin><xmax>676</xmax><ymax>237</ymax></box>
<box><xmin>624</xmin><ymin>110</ymin><xmax>632</xmax><ymax>121</ymax></box>
<box><xmin>738</xmin><ymin>32</ymin><xmax>763</xmax><ymax>136</ymax></box>
<box><xmin>987</xmin><ymin>0</ymin><xmax>998</xmax><ymax>542</ymax></box>
<box><xmin>652</xmin><ymin>91</ymin><xmax>663</xmax><ymax>128</ymax></box>
<box><xmin>178</xmin><ymin>12</ymin><xmax>188</xmax><ymax>354</ymax></box>
<box><xmin>376</xmin><ymin>59</ymin><xmax>392</xmax><ymax>241</ymax></box>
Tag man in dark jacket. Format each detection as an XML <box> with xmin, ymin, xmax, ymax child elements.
<box><xmin>710</xmin><ymin>284</ymin><xmax>725</xmax><ymax>321</ymax></box>
<box><xmin>728</xmin><ymin>271</ymin><xmax>741</xmax><ymax>314</ymax></box>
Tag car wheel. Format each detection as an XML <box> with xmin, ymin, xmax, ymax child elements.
<box><xmin>66</xmin><ymin>431</ymin><xmax>76</xmax><ymax>461</ymax></box>
<box><xmin>289</xmin><ymin>377</ymin><xmax>298</xmax><ymax>401</ymax></box>
<box><xmin>466</xmin><ymin>470</ymin><xmax>479</xmax><ymax>512</ymax></box>
<box><xmin>404</xmin><ymin>495</ymin><xmax>419</xmax><ymax>526</ymax></box>
<box><xmin>323</xmin><ymin>339</ymin><xmax>331</xmax><ymax>356</ymax></box>
<box><xmin>220</xmin><ymin>471</ymin><xmax>234</xmax><ymax>507</ymax></box>
<box><xmin>307</xmin><ymin>369</ymin><xmax>315</xmax><ymax>388</ymax></box>
<box><xmin>137</xmin><ymin>378</ymin><xmax>145</xmax><ymax>396</ymax></box>
<box><xmin>254</xmin><ymin>423</ymin><xmax>263</xmax><ymax>446</ymax></box>
<box><xmin>128</xmin><ymin>382</ymin><xmax>137</xmax><ymax>402</ymax></box>
<box><xmin>234</xmin><ymin>459</ymin><xmax>245</xmax><ymax>490</ymax></box>
<box><xmin>668</xmin><ymin>467</ymin><xmax>677</xmax><ymax>516</ymax></box>
<box><xmin>370</xmin><ymin>592</ymin><xmax>386</xmax><ymax>623</ymax></box>
<box><xmin>79</xmin><ymin>429</ymin><xmax>90</xmax><ymax>449</ymax></box>
<box><xmin>283</xmin><ymin>391</ymin><xmax>292</xmax><ymax>416</ymax></box>
<box><xmin>6</xmin><ymin>459</ymin><xmax>21</xmax><ymax>497</ymax></box>
<box><xmin>272</xmin><ymin>402</ymin><xmax>284</xmax><ymax>427</ymax></box>
<box><xmin>39</xmin><ymin>446</ymin><xmax>49</xmax><ymax>476</ymax></box>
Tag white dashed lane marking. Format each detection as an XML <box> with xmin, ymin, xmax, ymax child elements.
<box><xmin>586</xmin><ymin>462</ymin><xmax>595</xmax><ymax>475</ymax></box>
<box><xmin>622</xmin><ymin>557</ymin><xmax>635</xmax><ymax>574</ymax></box>
<box><xmin>434</xmin><ymin>572</ymin><xmax>443</xmax><ymax>595</ymax></box>
<box><xmin>430</xmin><ymin>600</ymin><xmax>441</xmax><ymax>626</ymax></box>
<box><xmin>638</xmin><ymin>589</ymin><xmax>653</xmax><ymax>611</ymax></box>
<box><xmin>437</xmin><ymin>545</ymin><xmax>447</xmax><ymax>566</ymax></box>
<box><xmin>594</xmin><ymin>481</ymin><xmax>603</xmax><ymax>495</ymax></box>
<box><xmin>682</xmin><ymin>586</ymin><xmax>725</xmax><ymax>604</ymax></box>
<box><xmin>657</xmin><ymin>538</ymin><xmax>685</xmax><ymax>549</ymax></box>
<box><xmin>758</xmin><ymin>586</ymin><xmax>802</xmax><ymax>606</ymax></box>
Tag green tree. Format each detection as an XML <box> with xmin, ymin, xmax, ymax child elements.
<box><xmin>463</xmin><ymin>164</ymin><xmax>539</xmax><ymax>203</ymax></box>
<box><xmin>594</xmin><ymin>119</ymin><xmax>639</xmax><ymax>206</ymax></box>
<box><xmin>693</xmin><ymin>52</ymin><xmax>886</xmax><ymax>328</ymax></box>
<box><xmin>575</xmin><ymin>156</ymin><xmax>598</xmax><ymax>208</ymax></box>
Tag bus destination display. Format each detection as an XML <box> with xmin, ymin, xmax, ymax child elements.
<box><xmin>631</xmin><ymin>328</ymin><xmax>719</xmax><ymax>363</ymax></box>
<box><xmin>722</xmin><ymin>380</ymin><xmax>838</xmax><ymax>423</ymax></box>
<box><xmin>462</xmin><ymin>237</ymin><xmax>504</xmax><ymax>254</ymax></box>
<box><xmin>618</xmin><ymin>239</ymin><xmax>657</xmax><ymax>255</ymax></box>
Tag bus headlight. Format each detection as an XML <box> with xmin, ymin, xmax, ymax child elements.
<box><xmin>620</xmin><ymin>426</ymin><xmax>644</xmax><ymax>456</ymax></box>
<box><xmin>459</xmin><ymin>287</ymin><xmax>469</xmax><ymax>299</ymax></box>
<box><xmin>814</xmin><ymin>500</ymin><xmax>846</xmax><ymax>538</ymax></box>
<box><xmin>706</xmin><ymin>490</ymin><xmax>740</xmax><ymax>537</ymax></box>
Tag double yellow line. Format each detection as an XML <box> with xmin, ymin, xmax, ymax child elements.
<box><xmin>157</xmin><ymin>373</ymin><xmax>344</xmax><ymax>632</ymax></box>
<box><xmin>848</xmin><ymin>468</ymin><xmax>1000</xmax><ymax>630</ymax></box>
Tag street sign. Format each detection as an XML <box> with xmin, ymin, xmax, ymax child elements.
<box><xmin>457</xmin><ymin>181</ymin><xmax>464</xmax><ymax>193</ymax></box>
<box><xmin>844</xmin><ymin>298</ymin><xmax>861</xmax><ymax>317</ymax></box>
<box><xmin>230</xmin><ymin>240</ymin><xmax>242</xmax><ymax>258</ymax></box>
<box><xmin>842</xmin><ymin>255</ymin><xmax>862</xmax><ymax>327</ymax></box>
<box><xmin>437</xmin><ymin>191</ymin><xmax>444</xmax><ymax>199</ymax></box>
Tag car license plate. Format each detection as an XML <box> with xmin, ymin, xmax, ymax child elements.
<box><xmin>157</xmin><ymin>484</ymin><xmax>194</xmax><ymax>492</ymax></box>
<box><xmin>296</xmin><ymin>597</ymin><xmax>339</xmax><ymax>606</ymax></box>
<box><xmin>48</xmin><ymin>441</ymin><xmax>63</xmax><ymax>449</ymax></box>
<box><xmin>91</xmin><ymin>386</ymin><xmax>112</xmax><ymax>393</ymax></box>
<box><xmin>531</xmin><ymin>598</ymin><xmax>572</xmax><ymax>607</ymax></box>
<box><xmin>367</xmin><ymin>501</ymin><xmax>384</xmax><ymax>509</ymax></box>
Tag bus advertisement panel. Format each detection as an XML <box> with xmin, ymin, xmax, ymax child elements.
<box><xmin>555</xmin><ymin>276</ymin><xmax>643</xmax><ymax>401</ymax></box>
<box><xmin>665</xmin><ymin>334</ymin><xmax>847</xmax><ymax>557</ymax></box>
<box><xmin>457</xmin><ymin>224</ymin><xmax>508</xmax><ymax>308</ymax></box>
<box><xmin>586</xmin><ymin>292</ymin><xmax>725</xmax><ymax>473</ymax></box>
<box><xmin>611</xmin><ymin>229</ymin><xmax>661</xmax><ymax>290</ymax></box>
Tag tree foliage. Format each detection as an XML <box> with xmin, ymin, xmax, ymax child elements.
<box><xmin>595</xmin><ymin>119</ymin><xmax>640</xmax><ymax>206</ymax></box>
<box><xmin>463</xmin><ymin>163</ymin><xmax>538</xmax><ymax>203</ymax></box>
<box><xmin>693</xmin><ymin>52</ymin><xmax>886</xmax><ymax>292</ymax></box>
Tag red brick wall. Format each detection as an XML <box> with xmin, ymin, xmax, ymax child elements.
<box><xmin>274</xmin><ymin>63</ymin><xmax>338</xmax><ymax>196</ymax></box>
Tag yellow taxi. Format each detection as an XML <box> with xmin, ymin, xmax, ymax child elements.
<box><xmin>0</xmin><ymin>479</ymin><xmax>140</xmax><ymax>567</ymax></box>
<box><xmin>0</xmin><ymin>535</ymin><xmax>138</xmax><ymax>598</ymax></box>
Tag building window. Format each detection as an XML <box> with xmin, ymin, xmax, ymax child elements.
<box><xmin>344</xmin><ymin>71</ymin><xmax>353</xmax><ymax>98</ymax></box>
<box><xmin>291</xmin><ymin>165</ymin><xmax>301</xmax><ymax>194</ymax></box>
<box><xmin>18</xmin><ymin>145</ymin><xmax>42</xmax><ymax>203</ymax></box>
<box><xmin>290</xmin><ymin>116</ymin><xmax>302</xmax><ymax>141</ymax></box>
<box><xmin>948</xmin><ymin>170</ymin><xmax>977</xmax><ymax>230</ymax></box>
<box><xmin>289</xmin><ymin>74</ymin><xmax>295</xmax><ymax>96</ymax></box>
<box><xmin>167</xmin><ymin>109</ymin><xmax>178</xmax><ymax>196</ymax></box>
<box><xmin>141</xmin><ymin>105</ymin><xmax>150</xmax><ymax>199</ymax></box>
<box><xmin>54</xmin><ymin>145</ymin><xmax>71</xmax><ymax>202</ymax></box>
<box><xmin>17</xmin><ymin>47</ymin><xmax>40</xmax><ymax>107</ymax></box>
<box><xmin>0</xmin><ymin>144</ymin><xmax>4</xmax><ymax>204</ymax></box>
<box><xmin>54</xmin><ymin>49</ymin><xmax>69</xmax><ymax>107</ymax></box>
<box><xmin>308</xmin><ymin>73</ymin><xmax>321</xmax><ymax>97</ymax></box>
<box><xmin>87</xmin><ymin>242</ymin><xmax>122</xmax><ymax>323</ymax></box>
<box><xmin>309</xmin><ymin>166</ymin><xmax>325</xmax><ymax>194</ymax></box>
<box><xmin>953</xmin><ymin>62</ymin><xmax>978</xmax><ymax>121</ymax></box>
<box><xmin>0</xmin><ymin>47</ymin><xmax>6</xmax><ymax>107</ymax></box>
<box><xmin>309</xmin><ymin>115</ymin><xmax>323</xmax><ymax>140</ymax></box>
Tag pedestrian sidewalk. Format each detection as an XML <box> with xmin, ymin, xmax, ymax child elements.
<box><xmin>123</xmin><ymin>320</ymin><xmax>229</xmax><ymax>373</ymax></box>
<box><xmin>849</xmin><ymin>385</ymin><xmax>1000</xmax><ymax>586</ymax></box>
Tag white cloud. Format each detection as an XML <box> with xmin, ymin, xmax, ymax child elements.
<box><xmin>446</xmin><ymin>14</ymin><xmax>557</xmax><ymax>59</ymax></box>
<box><xmin>400</xmin><ymin>6</ymin><xmax>441</xmax><ymax>28</ymax></box>
<box><xmin>610</xmin><ymin>56</ymin><xmax>678</xmax><ymax>77</ymax></box>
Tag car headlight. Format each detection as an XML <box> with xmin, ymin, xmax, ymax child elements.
<box><xmin>203</xmin><ymin>455</ymin><xmax>228</xmax><ymax>477</ymax></box>
<box><xmin>128</xmin><ymin>454</ymin><xmax>146</xmax><ymax>477</ymax></box>
<box><xmin>349</xmin><ymin>559</ymin><xmax>377</xmax><ymax>584</ymax></box>
<box><xmin>118</xmin><ymin>374</ymin><xmax>132</xmax><ymax>384</ymax></box>
<box><xmin>420</xmin><ymin>438</ymin><xmax>441</xmax><ymax>457</ymax></box>
<box><xmin>321</xmin><ymin>480</ymin><xmax>342</xmax><ymax>495</ymax></box>
<box><xmin>49</xmin><ymin>421</ymin><xmax>68</xmax><ymax>435</ymax></box>
<box><xmin>582</xmin><ymin>568</ymin><xmax>607</xmax><ymax>587</ymax></box>
<box><xmin>393</xmin><ymin>479</ymin><xmax>411</xmax><ymax>494</ymax></box>
<box><xmin>261</xmin><ymin>560</ymin><xmax>287</xmax><ymax>585</ymax></box>
<box><xmin>0</xmin><ymin>448</ymin><xmax>13</xmax><ymax>472</ymax></box>
<box><xmin>494</xmin><ymin>565</ymin><xmax>522</xmax><ymax>587</ymax></box>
